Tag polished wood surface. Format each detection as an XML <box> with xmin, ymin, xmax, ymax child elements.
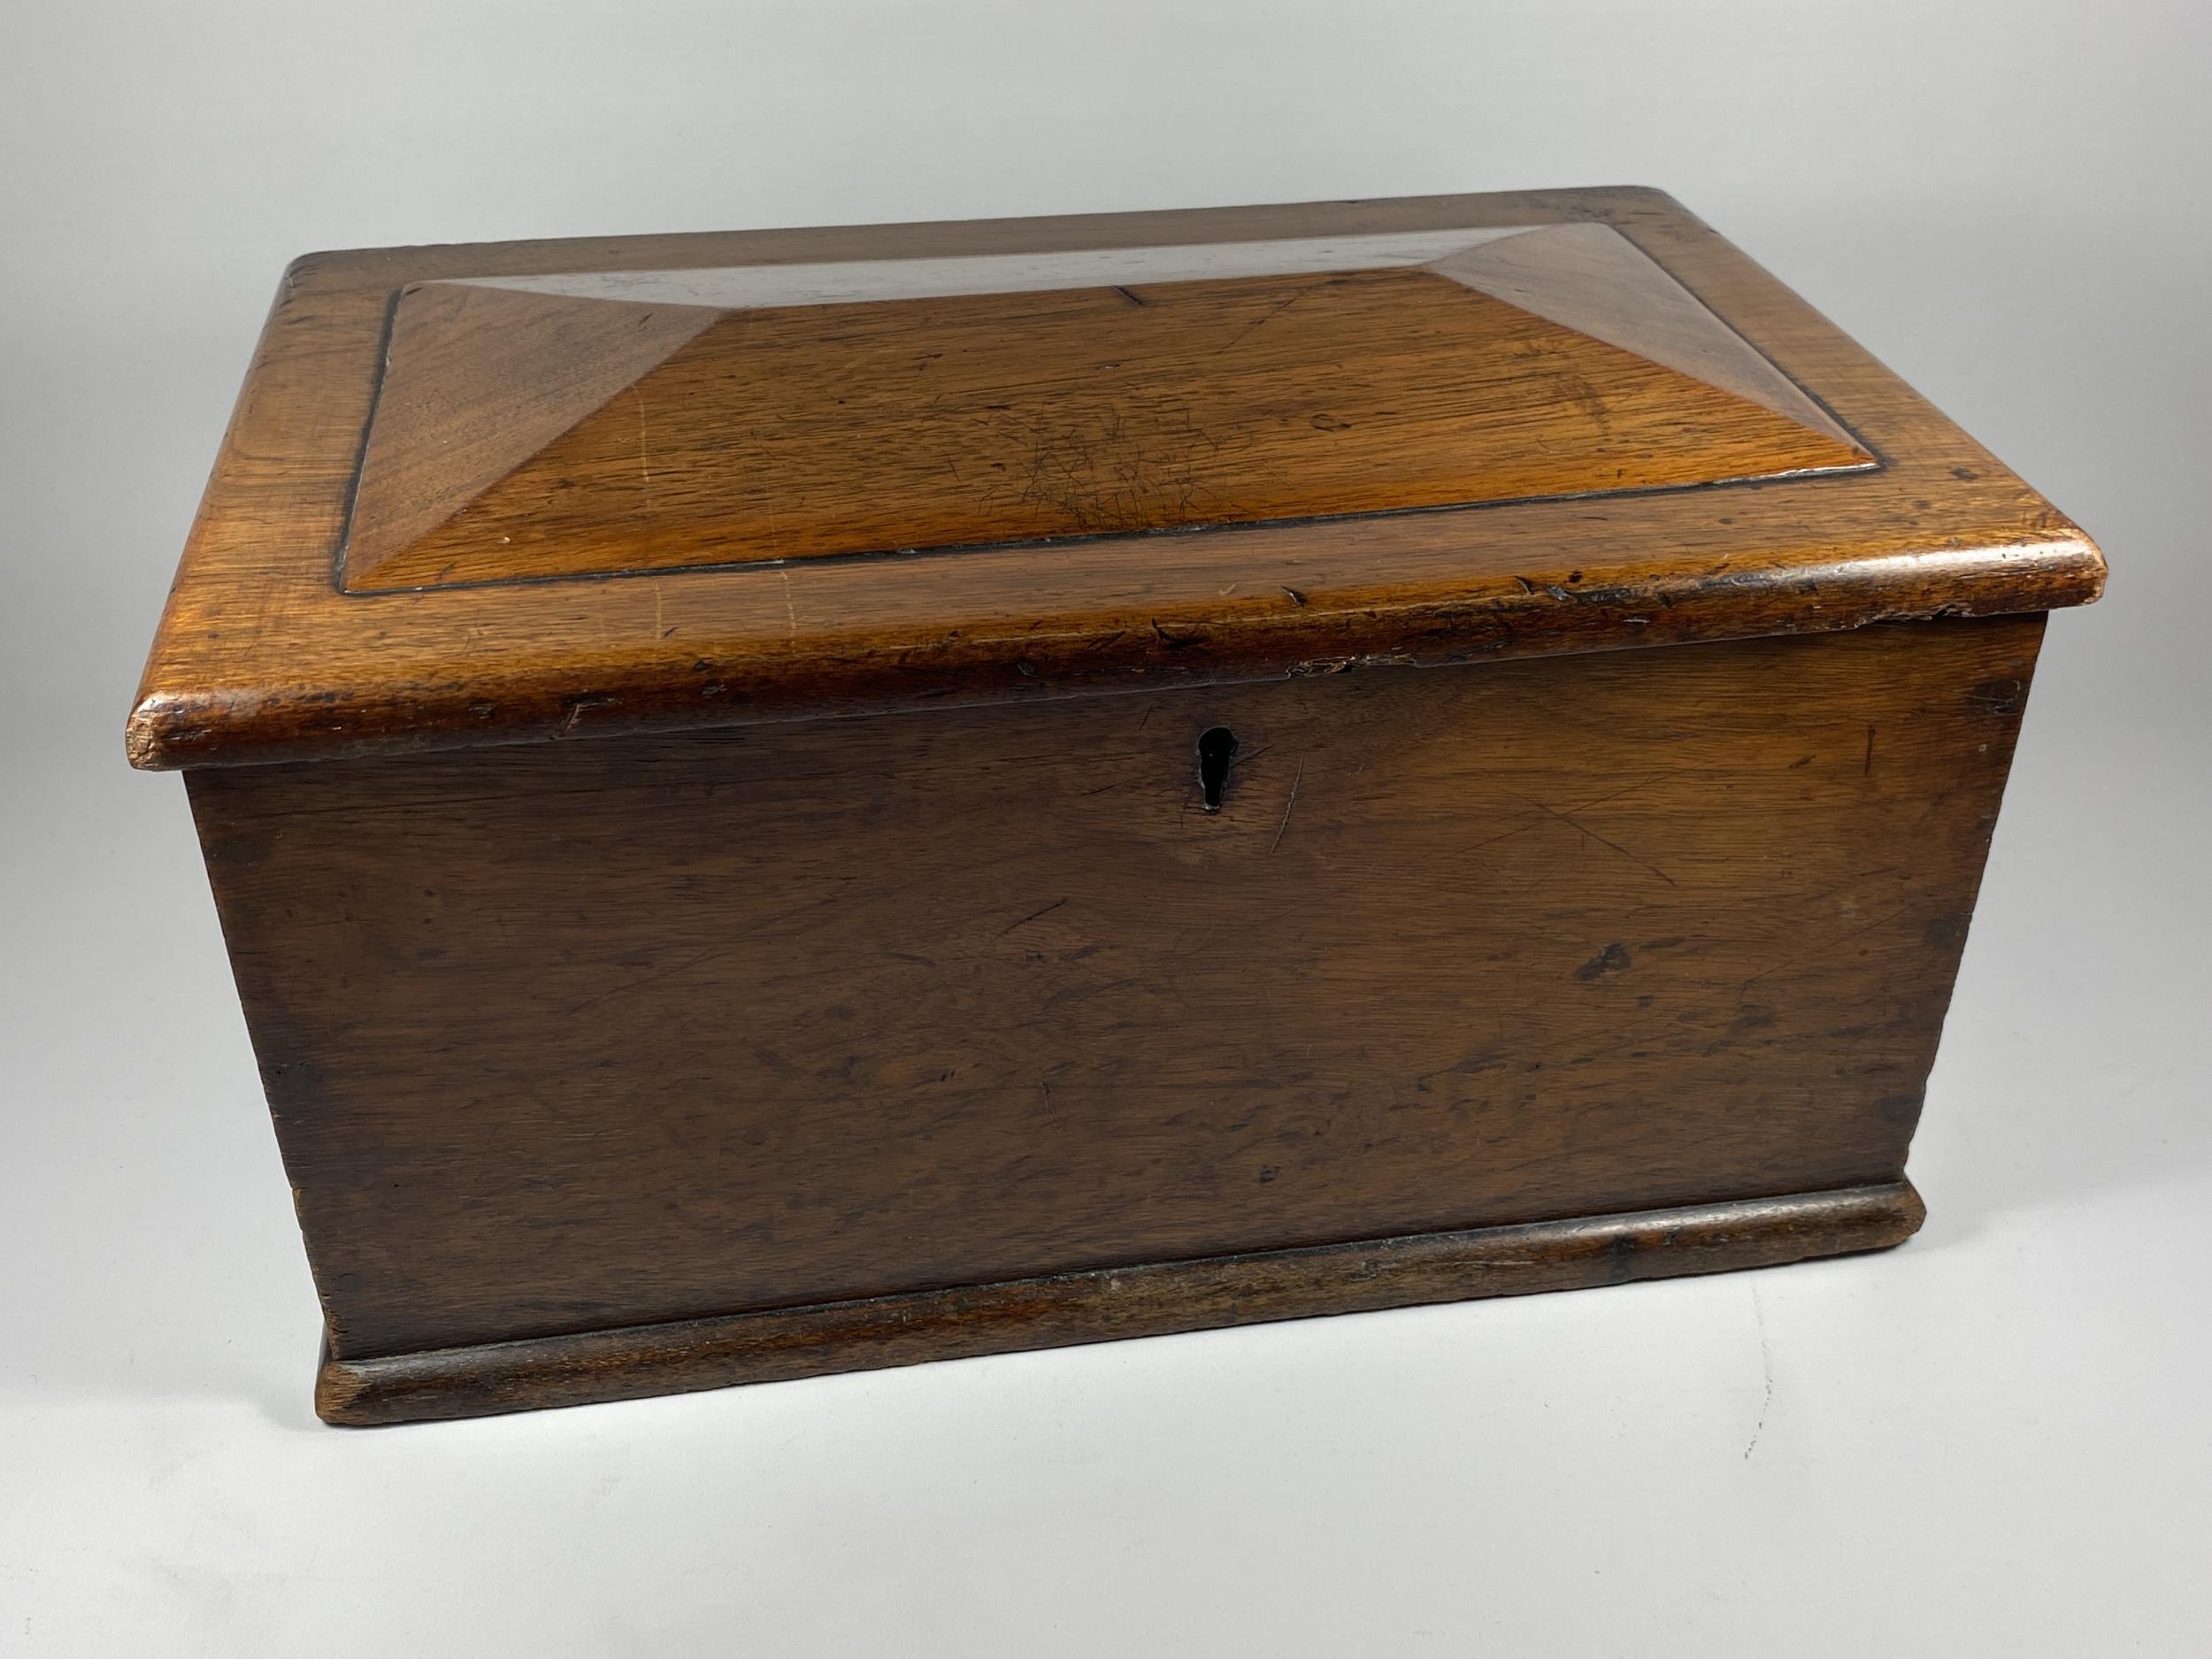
<box><xmin>342</xmin><ymin>222</ymin><xmax>1870</xmax><ymax>591</ymax></box>
<box><xmin>191</xmin><ymin>616</ymin><xmax>2038</xmax><ymax>1394</ymax></box>
<box><xmin>139</xmin><ymin>190</ymin><xmax>2095</xmax><ymax>1424</ymax></box>
<box><xmin>344</xmin><ymin>280</ymin><xmax>722</xmax><ymax>587</ymax></box>
<box><xmin>316</xmin><ymin>1183</ymin><xmax>1924</xmax><ymax>1425</ymax></box>
<box><xmin>128</xmin><ymin>188</ymin><xmax>2101</xmax><ymax>771</ymax></box>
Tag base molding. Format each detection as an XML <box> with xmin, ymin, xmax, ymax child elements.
<box><xmin>316</xmin><ymin>1180</ymin><xmax>1924</xmax><ymax>1425</ymax></box>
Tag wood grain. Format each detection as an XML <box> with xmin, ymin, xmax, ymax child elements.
<box><xmin>192</xmin><ymin>617</ymin><xmax>2038</xmax><ymax>1371</ymax></box>
<box><xmin>344</xmin><ymin>280</ymin><xmax>720</xmax><ymax>582</ymax></box>
<box><xmin>136</xmin><ymin>189</ymin><xmax>2095</xmax><ymax>1425</ymax></box>
<box><xmin>341</xmin><ymin>224</ymin><xmax>1870</xmax><ymax>590</ymax></box>
<box><xmin>315</xmin><ymin>1182</ymin><xmax>1925</xmax><ymax>1425</ymax></box>
<box><xmin>127</xmin><ymin>188</ymin><xmax>2101</xmax><ymax>772</ymax></box>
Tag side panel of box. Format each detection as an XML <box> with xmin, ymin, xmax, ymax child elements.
<box><xmin>190</xmin><ymin>618</ymin><xmax>2043</xmax><ymax>1363</ymax></box>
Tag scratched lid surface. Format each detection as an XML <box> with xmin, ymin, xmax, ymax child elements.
<box><xmin>128</xmin><ymin>188</ymin><xmax>2102</xmax><ymax>768</ymax></box>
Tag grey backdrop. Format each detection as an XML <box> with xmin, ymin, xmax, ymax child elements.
<box><xmin>4</xmin><ymin>2</ymin><xmax>2206</xmax><ymax>1652</ymax></box>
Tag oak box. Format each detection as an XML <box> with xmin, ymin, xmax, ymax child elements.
<box><xmin>127</xmin><ymin>188</ymin><xmax>2104</xmax><ymax>1424</ymax></box>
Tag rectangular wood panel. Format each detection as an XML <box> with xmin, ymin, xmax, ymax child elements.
<box><xmin>190</xmin><ymin>618</ymin><xmax>2041</xmax><ymax>1363</ymax></box>
<box><xmin>342</xmin><ymin>225</ymin><xmax>1869</xmax><ymax>590</ymax></box>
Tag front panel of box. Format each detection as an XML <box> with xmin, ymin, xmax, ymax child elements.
<box><xmin>191</xmin><ymin>618</ymin><xmax>2040</xmax><ymax>1364</ymax></box>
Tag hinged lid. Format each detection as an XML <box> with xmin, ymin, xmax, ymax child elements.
<box><xmin>127</xmin><ymin>188</ymin><xmax>2103</xmax><ymax>769</ymax></box>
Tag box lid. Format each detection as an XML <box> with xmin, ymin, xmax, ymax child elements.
<box><xmin>127</xmin><ymin>187</ymin><xmax>2103</xmax><ymax>770</ymax></box>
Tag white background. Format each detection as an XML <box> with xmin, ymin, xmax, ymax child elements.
<box><xmin>3</xmin><ymin>2</ymin><xmax>2207</xmax><ymax>1652</ymax></box>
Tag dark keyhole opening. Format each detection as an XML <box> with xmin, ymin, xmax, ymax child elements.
<box><xmin>1197</xmin><ymin>726</ymin><xmax>1239</xmax><ymax>812</ymax></box>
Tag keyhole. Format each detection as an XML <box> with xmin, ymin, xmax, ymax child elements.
<box><xmin>1197</xmin><ymin>726</ymin><xmax>1238</xmax><ymax>812</ymax></box>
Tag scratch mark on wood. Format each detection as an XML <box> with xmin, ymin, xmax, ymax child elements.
<box><xmin>1271</xmin><ymin>762</ymin><xmax>1304</xmax><ymax>853</ymax></box>
<box><xmin>557</xmin><ymin>693</ymin><xmax>617</xmax><ymax>738</ymax></box>
<box><xmin>1734</xmin><ymin>900</ymin><xmax>1917</xmax><ymax>1002</ymax></box>
<box><xmin>1508</xmin><ymin>791</ymin><xmax>1679</xmax><ymax>888</ymax></box>
<box><xmin>1566</xmin><ymin>770</ymin><xmax>1686</xmax><ymax>814</ymax></box>
<box><xmin>1002</xmin><ymin>896</ymin><xmax>1069</xmax><ymax>935</ymax></box>
<box><xmin>1211</xmin><ymin>276</ymin><xmax>1328</xmax><ymax>356</ymax></box>
<box><xmin>565</xmin><ymin>946</ymin><xmax>733</xmax><ymax>1015</ymax></box>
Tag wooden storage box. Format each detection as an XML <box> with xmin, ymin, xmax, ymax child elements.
<box><xmin>128</xmin><ymin>188</ymin><xmax>2103</xmax><ymax>1425</ymax></box>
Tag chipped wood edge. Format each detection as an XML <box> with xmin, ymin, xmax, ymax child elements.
<box><xmin>126</xmin><ymin>551</ymin><xmax>2102</xmax><ymax>772</ymax></box>
<box><xmin>124</xmin><ymin>183</ymin><xmax>2111</xmax><ymax>774</ymax></box>
<box><xmin>316</xmin><ymin>1179</ymin><xmax>1925</xmax><ymax>1425</ymax></box>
